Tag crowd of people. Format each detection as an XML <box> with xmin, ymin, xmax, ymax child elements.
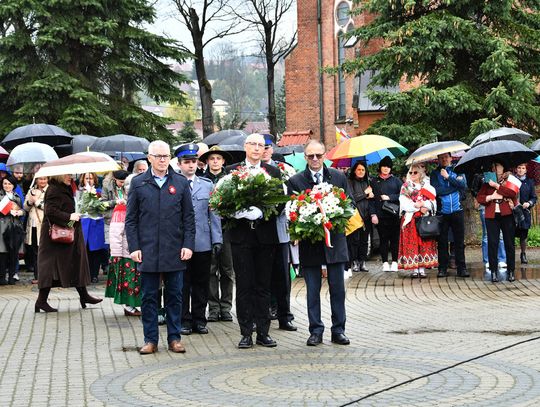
<box><xmin>0</xmin><ymin>133</ymin><xmax>537</xmax><ymax>353</ymax></box>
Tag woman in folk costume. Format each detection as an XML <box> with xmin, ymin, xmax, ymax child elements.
<box><xmin>397</xmin><ymin>164</ymin><xmax>438</xmax><ymax>278</ymax></box>
<box><xmin>104</xmin><ymin>170</ymin><xmax>141</xmax><ymax>316</ymax></box>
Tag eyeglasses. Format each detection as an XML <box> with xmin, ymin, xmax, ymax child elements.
<box><xmin>408</xmin><ymin>171</ymin><xmax>419</xmax><ymax>175</ymax></box>
<box><xmin>305</xmin><ymin>153</ymin><xmax>324</xmax><ymax>160</ymax></box>
<box><xmin>245</xmin><ymin>142</ymin><xmax>265</xmax><ymax>148</ymax></box>
<box><xmin>149</xmin><ymin>154</ymin><xmax>170</xmax><ymax>161</ymax></box>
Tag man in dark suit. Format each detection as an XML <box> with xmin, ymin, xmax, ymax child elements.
<box><xmin>225</xmin><ymin>133</ymin><xmax>282</xmax><ymax>349</ymax></box>
<box><xmin>125</xmin><ymin>140</ymin><xmax>195</xmax><ymax>355</ymax></box>
<box><xmin>286</xmin><ymin>140</ymin><xmax>351</xmax><ymax>346</ymax></box>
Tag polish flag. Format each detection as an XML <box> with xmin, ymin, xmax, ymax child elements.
<box><xmin>503</xmin><ymin>174</ymin><xmax>522</xmax><ymax>195</ymax></box>
<box><xmin>0</xmin><ymin>195</ymin><xmax>13</xmax><ymax>215</ymax></box>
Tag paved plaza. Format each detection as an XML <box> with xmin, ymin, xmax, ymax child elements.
<box><xmin>1</xmin><ymin>247</ymin><xmax>540</xmax><ymax>406</ymax></box>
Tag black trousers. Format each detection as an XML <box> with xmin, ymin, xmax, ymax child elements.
<box><xmin>347</xmin><ymin>222</ymin><xmax>371</xmax><ymax>263</ymax></box>
<box><xmin>486</xmin><ymin>214</ymin><xmax>515</xmax><ymax>273</ymax></box>
<box><xmin>270</xmin><ymin>243</ymin><xmax>293</xmax><ymax>324</ymax></box>
<box><xmin>438</xmin><ymin>210</ymin><xmax>466</xmax><ymax>272</ymax></box>
<box><xmin>182</xmin><ymin>250</ymin><xmax>212</xmax><ymax>328</ymax></box>
<box><xmin>231</xmin><ymin>243</ymin><xmax>275</xmax><ymax>336</ymax></box>
<box><xmin>378</xmin><ymin>216</ymin><xmax>400</xmax><ymax>262</ymax></box>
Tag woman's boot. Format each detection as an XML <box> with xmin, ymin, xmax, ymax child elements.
<box><xmin>520</xmin><ymin>239</ymin><xmax>528</xmax><ymax>264</ymax></box>
<box><xmin>76</xmin><ymin>287</ymin><xmax>103</xmax><ymax>309</ymax></box>
<box><xmin>35</xmin><ymin>288</ymin><xmax>58</xmax><ymax>313</ymax></box>
<box><xmin>507</xmin><ymin>270</ymin><xmax>516</xmax><ymax>282</ymax></box>
<box><xmin>491</xmin><ymin>271</ymin><xmax>499</xmax><ymax>283</ymax></box>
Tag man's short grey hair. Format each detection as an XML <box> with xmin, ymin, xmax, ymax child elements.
<box><xmin>132</xmin><ymin>160</ymin><xmax>148</xmax><ymax>174</ymax></box>
<box><xmin>148</xmin><ymin>140</ymin><xmax>170</xmax><ymax>154</ymax></box>
<box><xmin>304</xmin><ymin>139</ymin><xmax>325</xmax><ymax>153</ymax></box>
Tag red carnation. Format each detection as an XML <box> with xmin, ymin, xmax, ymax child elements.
<box><xmin>289</xmin><ymin>212</ymin><xmax>298</xmax><ymax>222</ymax></box>
<box><xmin>298</xmin><ymin>194</ymin><xmax>306</xmax><ymax>201</ymax></box>
<box><xmin>324</xmin><ymin>221</ymin><xmax>333</xmax><ymax>230</ymax></box>
<box><xmin>340</xmin><ymin>192</ymin><xmax>346</xmax><ymax>200</ymax></box>
<box><xmin>314</xmin><ymin>192</ymin><xmax>323</xmax><ymax>200</ymax></box>
<box><xmin>305</xmin><ymin>189</ymin><xmax>311</xmax><ymax>194</ymax></box>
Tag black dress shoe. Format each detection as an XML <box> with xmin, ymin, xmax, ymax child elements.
<box><xmin>207</xmin><ymin>314</ymin><xmax>219</xmax><ymax>322</ymax></box>
<box><xmin>256</xmin><ymin>334</ymin><xmax>277</xmax><ymax>347</ymax></box>
<box><xmin>192</xmin><ymin>325</ymin><xmax>209</xmax><ymax>334</ymax></box>
<box><xmin>238</xmin><ymin>335</ymin><xmax>253</xmax><ymax>349</ymax></box>
<box><xmin>306</xmin><ymin>333</ymin><xmax>323</xmax><ymax>346</ymax></box>
<box><xmin>521</xmin><ymin>252</ymin><xmax>528</xmax><ymax>264</ymax></box>
<box><xmin>278</xmin><ymin>321</ymin><xmax>298</xmax><ymax>331</ymax></box>
<box><xmin>180</xmin><ymin>327</ymin><xmax>192</xmax><ymax>335</ymax></box>
<box><xmin>457</xmin><ymin>269</ymin><xmax>470</xmax><ymax>277</ymax></box>
<box><xmin>331</xmin><ymin>333</ymin><xmax>350</xmax><ymax>345</ymax></box>
<box><xmin>220</xmin><ymin>312</ymin><xmax>233</xmax><ymax>322</ymax></box>
<box><xmin>437</xmin><ymin>269</ymin><xmax>448</xmax><ymax>278</ymax></box>
<box><xmin>269</xmin><ymin>309</ymin><xmax>278</xmax><ymax>320</ymax></box>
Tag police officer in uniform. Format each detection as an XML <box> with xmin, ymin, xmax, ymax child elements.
<box><xmin>175</xmin><ymin>144</ymin><xmax>223</xmax><ymax>335</ymax></box>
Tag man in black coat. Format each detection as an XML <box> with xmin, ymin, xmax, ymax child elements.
<box><xmin>125</xmin><ymin>140</ymin><xmax>195</xmax><ymax>355</ymax></box>
<box><xmin>225</xmin><ymin>133</ymin><xmax>282</xmax><ymax>349</ymax></box>
<box><xmin>286</xmin><ymin>140</ymin><xmax>351</xmax><ymax>346</ymax></box>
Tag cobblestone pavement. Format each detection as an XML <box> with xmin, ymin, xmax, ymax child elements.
<box><xmin>1</xmin><ymin>247</ymin><xmax>540</xmax><ymax>406</ymax></box>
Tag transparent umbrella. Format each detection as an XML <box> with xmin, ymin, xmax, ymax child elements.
<box><xmin>6</xmin><ymin>142</ymin><xmax>59</xmax><ymax>173</ymax></box>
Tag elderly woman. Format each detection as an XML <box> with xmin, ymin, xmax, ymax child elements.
<box><xmin>23</xmin><ymin>176</ymin><xmax>48</xmax><ymax>284</ymax></box>
<box><xmin>35</xmin><ymin>174</ymin><xmax>102</xmax><ymax>312</ymax></box>
<box><xmin>514</xmin><ymin>163</ymin><xmax>536</xmax><ymax>264</ymax></box>
<box><xmin>397</xmin><ymin>165</ymin><xmax>438</xmax><ymax>278</ymax></box>
<box><xmin>477</xmin><ymin>161</ymin><xmax>519</xmax><ymax>282</ymax></box>
<box><xmin>0</xmin><ymin>175</ymin><xmax>25</xmax><ymax>285</ymax></box>
<box><xmin>347</xmin><ymin>160</ymin><xmax>374</xmax><ymax>272</ymax></box>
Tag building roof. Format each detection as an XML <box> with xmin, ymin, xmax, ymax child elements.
<box><xmin>278</xmin><ymin>130</ymin><xmax>313</xmax><ymax>146</ymax></box>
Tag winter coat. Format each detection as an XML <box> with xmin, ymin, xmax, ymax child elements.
<box><xmin>38</xmin><ymin>180</ymin><xmax>91</xmax><ymax>288</ymax></box>
<box><xmin>125</xmin><ymin>168</ymin><xmax>195</xmax><ymax>273</ymax></box>
<box><xmin>430</xmin><ymin>165</ymin><xmax>467</xmax><ymax>214</ymax></box>
<box><xmin>23</xmin><ymin>186</ymin><xmax>47</xmax><ymax>246</ymax></box>
<box><xmin>287</xmin><ymin>166</ymin><xmax>350</xmax><ymax>266</ymax></box>
<box><xmin>517</xmin><ymin>177</ymin><xmax>537</xmax><ymax>230</ymax></box>
<box><xmin>371</xmin><ymin>174</ymin><xmax>402</xmax><ymax>219</ymax></box>
<box><xmin>0</xmin><ymin>191</ymin><xmax>24</xmax><ymax>253</ymax></box>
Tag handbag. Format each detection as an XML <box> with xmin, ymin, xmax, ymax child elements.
<box><xmin>381</xmin><ymin>201</ymin><xmax>400</xmax><ymax>216</ymax></box>
<box><xmin>415</xmin><ymin>213</ymin><xmax>442</xmax><ymax>239</ymax></box>
<box><xmin>49</xmin><ymin>223</ymin><xmax>75</xmax><ymax>244</ymax></box>
<box><xmin>513</xmin><ymin>205</ymin><xmax>527</xmax><ymax>229</ymax></box>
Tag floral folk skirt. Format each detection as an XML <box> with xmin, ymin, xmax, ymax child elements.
<box><xmin>105</xmin><ymin>256</ymin><xmax>141</xmax><ymax>307</ymax></box>
<box><xmin>398</xmin><ymin>217</ymin><xmax>438</xmax><ymax>270</ymax></box>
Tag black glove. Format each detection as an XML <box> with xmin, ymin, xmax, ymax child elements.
<box><xmin>212</xmin><ymin>243</ymin><xmax>222</xmax><ymax>256</ymax></box>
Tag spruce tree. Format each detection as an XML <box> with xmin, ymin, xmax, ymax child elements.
<box><xmin>0</xmin><ymin>0</ymin><xmax>190</xmax><ymax>142</ymax></box>
<box><xmin>345</xmin><ymin>0</ymin><xmax>540</xmax><ymax>150</ymax></box>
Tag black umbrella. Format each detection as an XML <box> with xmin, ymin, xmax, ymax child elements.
<box><xmin>90</xmin><ymin>134</ymin><xmax>150</xmax><ymax>155</ymax></box>
<box><xmin>219</xmin><ymin>144</ymin><xmax>246</xmax><ymax>165</ymax></box>
<box><xmin>470</xmin><ymin>127</ymin><xmax>531</xmax><ymax>148</ymax></box>
<box><xmin>454</xmin><ymin>140</ymin><xmax>537</xmax><ymax>173</ymax></box>
<box><xmin>1</xmin><ymin>123</ymin><xmax>73</xmax><ymax>149</ymax></box>
<box><xmin>71</xmin><ymin>135</ymin><xmax>98</xmax><ymax>153</ymax></box>
<box><xmin>217</xmin><ymin>134</ymin><xmax>248</xmax><ymax>146</ymax></box>
<box><xmin>204</xmin><ymin>129</ymin><xmax>247</xmax><ymax>146</ymax></box>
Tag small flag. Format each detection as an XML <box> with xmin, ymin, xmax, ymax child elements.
<box><xmin>503</xmin><ymin>174</ymin><xmax>522</xmax><ymax>195</ymax></box>
<box><xmin>335</xmin><ymin>127</ymin><xmax>350</xmax><ymax>144</ymax></box>
<box><xmin>0</xmin><ymin>195</ymin><xmax>13</xmax><ymax>215</ymax></box>
<box><xmin>418</xmin><ymin>187</ymin><xmax>436</xmax><ymax>201</ymax></box>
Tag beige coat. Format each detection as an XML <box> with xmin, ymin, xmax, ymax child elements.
<box><xmin>23</xmin><ymin>186</ymin><xmax>47</xmax><ymax>245</ymax></box>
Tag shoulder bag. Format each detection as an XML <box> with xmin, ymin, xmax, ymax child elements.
<box><xmin>415</xmin><ymin>213</ymin><xmax>442</xmax><ymax>239</ymax></box>
<box><xmin>381</xmin><ymin>201</ymin><xmax>400</xmax><ymax>217</ymax></box>
<box><xmin>49</xmin><ymin>220</ymin><xmax>74</xmax><ymax>244</ymax></box>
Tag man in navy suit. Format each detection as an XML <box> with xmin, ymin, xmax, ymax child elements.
<box><xmin>125</xmin><ymin>140</ymin><xmax>195</xmax><ymax>355</ymax></box>
<box><xmin>286</xmin><ymin>140</ymin><xmax>351</xmax><ymax>346</ymax></box>
<box><xmin>225</xmin><ymin>133</ymin><xmax>282</xmax><ymax>349</ymax></box>
<box><xmin>176</xmin><ymin>143</ymin><xmax>223</xmax><ymax>335</ymax></box>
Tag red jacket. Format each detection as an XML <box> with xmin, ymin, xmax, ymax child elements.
<box><xmin>476</xmin><ymin>183</ymin><xmax>517</xmax><ymax>218</ymax></box>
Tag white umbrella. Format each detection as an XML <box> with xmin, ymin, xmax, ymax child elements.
<box><xmin>34</xmin><ymin>152</ymin><xmax>120</xmax><ymax>178</ymax></box>
<box><xmin>406</xmin><ymin>140</ymin><xmax>470</xmax><ymax>165</ymax></box>
<box><xmin>6</xmin><ymin>142</ymin><xmax>59</xmax><ymax>173</ymax></box>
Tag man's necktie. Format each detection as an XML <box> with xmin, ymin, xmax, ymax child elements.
<box><xmin>314</xmin><ymin>172</ymin><xmax>322</xmax><ymax>184</ymax></box>
<box><xmin>189</xmin><ymin>180</ymin><xmax>193</xmax><ymax>190</ymax></box>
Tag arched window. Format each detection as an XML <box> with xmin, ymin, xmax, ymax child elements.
<box><xmin>336</xmin><ymin>2</ymin><xmax>351</xmax><ymax>28</ymax></box>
